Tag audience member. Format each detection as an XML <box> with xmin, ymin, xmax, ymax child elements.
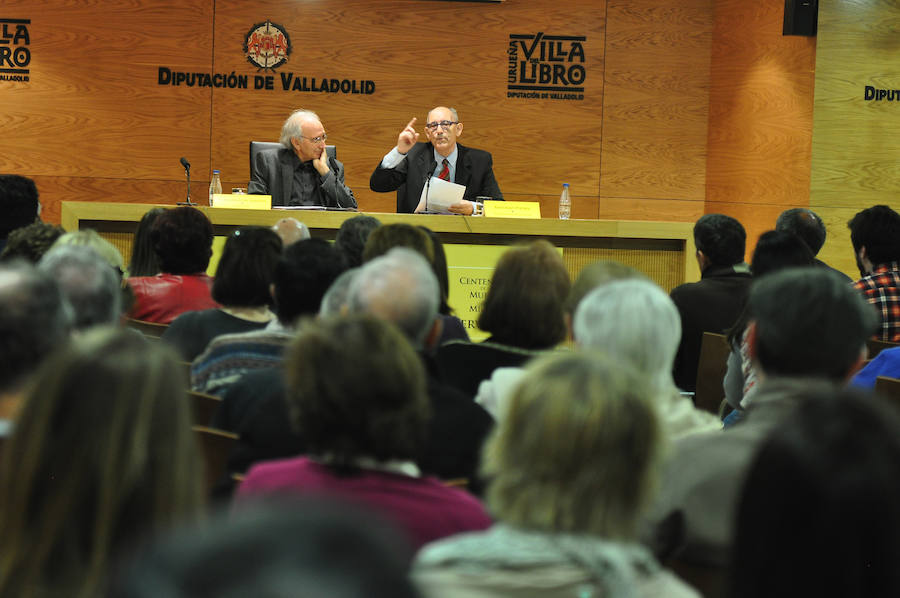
<box><xmin>646</xmin><ymin>268</ymin><xmax>876</xmax><ymax>572</ymax></box>
<box><xmin>334</xmin><ymin>214</ymin><xmax>381</xmax><ymax>267</ymax></box>
<box><xmin>224</xmin><ymin>249</ymin><xmax>491</xmax><ymax>488</ymax></box>
<box><xmin>0</xmin><ymin>222</ymin><xmax>64</xmax><ymax>263</ymax></box>
<box><xmin>39</xmin><ymin>245</ymin><xmax>123</xmax><ymax>331</ymax></box>
<box><xmin>248</xmin><ymin>109</ymin><xmax>356</xmax><ymax>208</ymax></box>
<box><xmin>414</xmin><ymin>352</ymin><xmax>698</xmax><ymax>598</ymax></box>
<box><xmin>271</xmin><ymin>216</ymin><xmax>310</xmax><ymax>246</ymax></box>
<box><xmin>474</xmin><ymin>259</ymin><xmax>651</xmax><ymax>420</ymax></box>
<box><xmin>128</xmin><ymin>207</ymin><xmax>217</xmax><ymax>324</ymax></box>
<box><xmin>419</xmin><ymin>226</ymin><xmax>468</xmax><ymax>340</ymax></box>
<box><xmin>775</xmin><ymin>207</ymin><xmax>850</xmax><ymax>281</ymax></box>
<box><xmin>347</xmin><ymin>248</ymin><xmax>493</xmax><ymax>484</ymax></box>
<box><xmin>723</xmin><ymin>230</ymin><xmax>815</xmax><ymax>416</ymax></box>
<box><xmin>110</xmin><ymin>499</ymin><xmax>420</xmax><ymax>598</ymax></box>
<box><xmin>193</xmin><ymin>238</ymin><xmax>345</xmax><ymax>397</ymax></box>
<box><xmin>0</xmin><ymin>261</ymin><xmax>71</xmax><ymax>433</ymax></box>
<box><xmin>574</xmin><ymin>279</ymin><xmax>722</xmax><ymax>438</ymax></box>
<box><xmin>127</xmin><ymin>207</ymin><xmax>165</xmax><ymax>277</ymax></box>
<box><xmin>161</xmin><ymin>227</ymin><xmax>282</xmax><ymax>360</ymax></box>
<box><xmin>235</xmin><ymin>315</ymin><xmax>492</xmax><ymax>551</ymax></box>
<box><xmin>318</xmin><ymin>267</ymin><xmax>359</xmax><ymax>317</ymax></box>
<box><xmin>562</xmin><ymin>259</ymin><xmax>649</xmax><ymax>338</ymax></box>
<box><xmin>730</xmin><ymin>390</ymin><xmax>900</xmax><ymax>598</ymax></box>
<box><xmin>370</xmin><ymin>106</ymin><xmax>503</xmax><ymax>214</ymax></box>
<box><xmin>670</xmin><ymin>214</ymin><xmax>752</xmax><ymax>392</ymax></box>
<box><xmin>363</xmin><ymin>223</ymin><xmax>468</xmax><ymax>344</ymax></box>
<box><xmin>0</xmin><ymin>329</ymin><xmax>203</xmax><ymax>598</ymax></box>
<box><xmin>0</xmin><ymin>174</ymin><xmax>40</xmax><ymax>254</ymax></box>
<box><xmin>848</xmin><ymin>204</ymin><xmax>900</xmax><ymax>341</ymax></box>
<box><xmin>52</xmin><ymin>229</ymin><xmax>125</xmax><ymax>274</ymax></box>
<box><xmin>437</xmin><ymin>240</ymin><xmax>570</xmax><ymax>396</ymax></box>
<box><xmin>362</xmin><ymin>222</ymin><xmax>434</xmax><ymax>263</ymax></box>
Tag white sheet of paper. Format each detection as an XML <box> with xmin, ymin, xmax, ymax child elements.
<box><xmin>416</xmin><ymin>177</ymin><xmax>466</xmax><ymax>214</ymax></box>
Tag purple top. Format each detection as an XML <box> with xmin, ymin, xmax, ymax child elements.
<box><xmin>235</xmin><ymin>457</ymin><xmax>492</xmax><ymax>551</ymax></box>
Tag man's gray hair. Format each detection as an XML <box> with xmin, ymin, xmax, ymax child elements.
<box><xmin>319</xmin><ymin>268</ymin><xmax>359</xmax><ymax>317</ymax></box>
<box><xmin>39</xmin><ymin>245</ymin><xmax>122</xmax><ymax>330</ymax></box>
<box><xmin>0</xmin><ymin>260</ymin><xmax>72</xmax><ymax>393</ymax></box>
<box><xmin>573</xmin><ymin>278</ymin><xmax>681</xmax><ymax>395</ymax></box>
<box><xmin>346</xmin><ymin>247</ymin><xmax>439</xmax><ymax>347</ymax></box>
<box><xmin>280</xmin><ymin>109</ymin><xmax>321</xmax><ymax>148</ymax></box>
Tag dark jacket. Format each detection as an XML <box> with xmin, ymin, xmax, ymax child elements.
<box><xmin>670</xmin><ymin>263</ymin><xmax>753</xmax><ymax>392</ymax></box>
<box><xmin>369</xmin><ymin>142</ymin><xmax>503</xmax><ymax>213</ymax></box>
<box><xmin>248</xmin><ymin>147</ymin><xmax>356</xmax><ymax>208</ymax></box>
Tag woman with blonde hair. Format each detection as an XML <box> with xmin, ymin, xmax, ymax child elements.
<box><xmin>0</xmin><ymin>329</ymin><xmax>204</xmax><ymax>598</ymax></box>
<box><xmin>414</xmin><ymin>351</ymin><xmax>698</xmax><ymax>598</ymax></box>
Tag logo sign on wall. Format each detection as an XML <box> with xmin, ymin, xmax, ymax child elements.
<box><xmin>157</xmin><ymin>20</ymin><xmax>375</xmax><ymax>95</ymax></box>
<box><xmin>243</xmin><ymin>20</ymin><xmax>291</xmax><ymax>71</ymax></box>
<box><xmin>0</xmin><ymin>18</ymin><xmax>31</xmax><ymax>82</ymax></box>
<box><xmin>507</xmin><ymin>32</ymin><xmax>585</xmax><ymax>101</ymax></box>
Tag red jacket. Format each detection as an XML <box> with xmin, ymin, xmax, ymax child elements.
<box><xmin>128</xmin><ymin>273</ymin><xmax>219</xmax><ymax>324</ymax></box>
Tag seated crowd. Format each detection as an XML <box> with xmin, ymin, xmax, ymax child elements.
<box><xmin>2</xmin><ymin>172</ymin><xmax>900</xmax><ymax>597</ymax></box>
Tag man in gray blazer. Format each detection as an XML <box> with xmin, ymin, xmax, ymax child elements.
<box><xmin>369</xmin><ymin>106</ymin><xmax>502</xmax><ymax>215</ymax></box>
<box><xmin>249</xmin><ymin>109</ymin><xmax>356</xmax><ymax>209</ymax></box>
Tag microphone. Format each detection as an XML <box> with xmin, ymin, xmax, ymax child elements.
<box><xmin>423</xmin><ymin>159</ymin><xmax>436</xmax><ymax>214</ymax></box>
<box><xmin>177</xmin><ymin>157</ymin><xmax>195</xmax><ymax>206</ymax></box>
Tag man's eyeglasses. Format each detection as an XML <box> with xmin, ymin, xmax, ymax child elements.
<box><xmin>300</xmin><ymin>133</ymin><xmax>328</xmax><ymax>144</ymax></box>
<box><xmin>424</xmin><ymin>121</ymin><xmax>458</xmax><ymax>131</ymax></box>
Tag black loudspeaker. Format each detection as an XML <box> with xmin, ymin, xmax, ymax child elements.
<box><xmin>783</xmin><ymin>0</ymin><xmax>818</xmax><ymax>36</ymax></box>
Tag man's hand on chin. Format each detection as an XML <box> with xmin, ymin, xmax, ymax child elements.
<box><xmin>448</xmin><ymin>200</ymin><xmax>475</xmax><ymax>215</ymax></box>
<box><xmin>312</xmin><ymin>149</ymin><xmax>330</xmax><ymax>176</ymax></box>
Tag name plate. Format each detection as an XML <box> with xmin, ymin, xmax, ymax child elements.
<box><xmin>211</xmin><ymin>194</ymin><xmax>272</xmax><ymax>210</ymax></box>
<box><xmin>483</xmin><ymin>200</ymin><xmax>541</xmax><ymax>219</ymax></box>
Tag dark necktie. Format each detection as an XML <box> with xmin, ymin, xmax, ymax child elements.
<box><xmin>438</xmin><ymin>158</ymin><xmax>450</xmax><ymax>181</ymax></box>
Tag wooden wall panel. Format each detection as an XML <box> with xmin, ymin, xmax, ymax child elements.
<box><xmin>705</xmin><ymin>0</ymin><xmax>816</xmax><ymax>260</ymax></box>
<box><xmin>1</xmin><ymin>0</ymin><xmax>213</xmax><ymax>222</ymax></box>
<box><xmin>811</xmin><ymin>0</ymin><xmax>900</xmax><ymax>278</ymax></box>
<box><xmin>4</xmin><ymin>0</ymin><xmax>724</xmax><ymax>231</ymax></box>
<box><xmin>208</xmin><ymin>0</ymin><xmax>607</xmax><ymax>210</ymax></box>
<box><xmin>600</xmin><ymin>0</ymin><xmax>713</xmax><ymax>222</ymax></box>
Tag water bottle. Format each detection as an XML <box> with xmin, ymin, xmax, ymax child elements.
<box><xmin>208</xmin><ymin>170</ymin><xmax>222</xmax><ymax>206</ymax></box>
<box><xmin>558</xmin><ymin>183</ymin><xmax>571</xmax><ymax>220</ymax></box>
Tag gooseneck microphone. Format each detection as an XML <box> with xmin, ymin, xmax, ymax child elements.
<box><xmin>423</xmin><ymin>159</ymin><xmax>436</xmax><ymax>214</ymax></box>
<box><xmin>178</xmin><ymin>157</ymin><xmax>196</xmax><ymax>206</ymax></box>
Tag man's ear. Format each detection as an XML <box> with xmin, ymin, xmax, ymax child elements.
<box><xmin>424</xmin><ymin>316</ymin><xmax>443</xmax><ymax>351</ymax></box>
<box><xmin>696</xmin><ymin>250</ymin><xmax>710</xmax><ymax>272</ymax></box>
<box><xmin>455</xmin><ymin>122</ymin><xmax>464</xmax><ymax>137</ymax></box>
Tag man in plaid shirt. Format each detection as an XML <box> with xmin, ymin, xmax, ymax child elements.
<box><xmin>849</xmin><ymin>205</ymin><xmax>900</xmax><ymax>341</ymax></box>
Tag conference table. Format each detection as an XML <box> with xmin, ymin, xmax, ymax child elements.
<box><xmin>61</xmin><ymin>201</ymin><xmax>698</xmax><ymax>336</ymax></box>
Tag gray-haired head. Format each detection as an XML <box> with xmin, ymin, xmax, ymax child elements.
<box><xmin>346</xmin><ymin>247</ymin><xmax>439</xmax><ymax>347</ymax></box>
<box><xmin>39</xmin><ymin>245</ymin><xmax>123</xmax><ymax>331</ymax></box>
<box><xmin>0</xmin><ymin>260</ymin><xmax>72</xmax><ymax>394</ymax></box>
<box><xmin>573</xmin><ymin>278</ymin><xmax>681</xmax><ymax>395</ymax></box>
<box><xmin>775</xmin><ymin>208</ymin><xmax>827</xmax><ymax>256</ymax></box>
<box><xmin>280</xmin><ymin>109</ymin><xmax>321</xmax><ymax>148</ymax></box>
<box><xmin>319</xmin><ymin>268</ymin><xmax>359</xmax><ymax>318</ymax></box>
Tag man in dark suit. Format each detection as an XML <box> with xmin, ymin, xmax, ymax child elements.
<box><xmin>670</xmin><ymin>214</ymin><xmax>752</xmax><ymax>393</ymax></box>
<box><xmin>369</xmin><ymin>106</ymin><xmax>502</xmax><ymax>215</ymax></box>
<box><xmin>248</xmin><ymin>109</ymin><xmax>356</xmax><ymax>209</ymax></box>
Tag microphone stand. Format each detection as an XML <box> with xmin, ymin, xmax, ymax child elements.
<box><xmin>178</xmin><ymin>164</ymin><xmax>195</xmax><ymax>206</ymax></box>
<box><xmin>423</xmin><ymin>160</ymin><xmax>436</xmax><ymax>213</ymax></box>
